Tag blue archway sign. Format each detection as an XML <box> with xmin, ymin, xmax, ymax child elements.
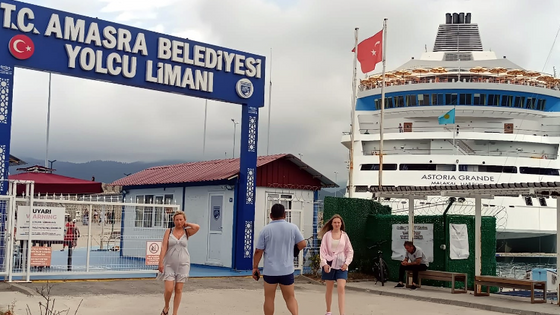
<box><xmin>0</xmin><ymin>0</ymin><xmax>265</xmax><ymax>271</ymax></box>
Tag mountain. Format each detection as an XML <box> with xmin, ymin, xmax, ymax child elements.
<box><xmin>318</xmin><ymin>187</ymin><xmax>346</xmax><ymax>200</ymax></box>
<box><xmin>10</xmin><ymin>157</ymin><xmax>349</xmax><ymax>194</ymax></box>
<box><xmin>9</xmin><ymin>157</ymin><xmax>189</xmax><ymax>183</ymax></box>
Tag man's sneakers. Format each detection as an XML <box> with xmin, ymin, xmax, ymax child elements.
<box><xmin>410</xmin><ymin>284</ymin><xmax>418</xmax><ymax>290</ymax></box>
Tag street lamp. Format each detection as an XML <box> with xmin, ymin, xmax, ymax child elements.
<box><xmin>48</xmin><ymin>159</ymin><xmax>56</xmax><ymax>173</ymax></box>
<box><xmin>231</xmin><ymin>119</ymin><xmax>239</xmax><ymax>158</ymax></box>
<box><xmin>334</xmin><ymin>171</ymin><xmax>338</xmax><ymax>197</ymax></box>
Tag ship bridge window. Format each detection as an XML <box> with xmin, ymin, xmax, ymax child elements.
<box><xmin>459</xmin><ymin>93</ymin><xmax>472</xmax><ymax>105</ymax></box>
<box><xmin>501</xmin><ymin>95</ymin><xmax>513</xmax><ymax>107</ymax></box>
<box><xmin>399</xmin><ymin>164</ymin><xmax>456</xmax><ymax>171</ymax></box>
<box><xmin>394</xmin><ymin>96</ymin><xmax>405</xmax><ymax>107</ymax></box>
<box><xmin>446</xmin><ymin>93</ymin><xmax>458</xmax><ymax>105</ymax></box>
<box><xmin>432</xmin><ymin>94</ymin><xmax>444</xmax><ymax>105</ymax></box>
<box><xmin>459</xmin><ymin>164</ymin><xmax>517</xmax><ymax>173</ymax></box>
<box><xmin>519</xmin><ymin>167</ymin><xmax>560</xmax><ymax>176</ymax></box>
<box><xmin>537</xmin><ymin>99</ymin><xmax>546</xmax><ymax>110</ymax></box>
<box><xmin>418</xmin><ymin>94</ymin><xmax>430</xmax><ymax>106</ymax></box>
<box><xmin>487</xmin><ymin>94</ymin><xmax>499</xmax><ymax>106</ymax></box>
<box><xmin>406</xmin><ymin>95</ymin><xmax>417</xmax><ymax>106</ymax></box>
<box><xmin>374</xmin><ymin>97</ymin><xmax>394</xmax><ymax>110</ymax></box>
<box><xmin>360</xmin><ymin>164</ymin><xmax>398</xmax><ymax>171</ymax></box>
<box><xmin>473</xmin><ymin>93</ymin><xmax>486</xmax><ymax>105</ymax></box>
<box><xmin>514</xmin><ymin>96</ymin><xmax>526</xmax><ymax>108</ymax></box>
<box><xmin>526</xmin><ymin>97</ymin><xmax>536</xmax><ymax>109</ymax></box>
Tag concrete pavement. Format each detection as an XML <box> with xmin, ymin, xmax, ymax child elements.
<box><xmin>0</xmin><ymin>277</ymin><xmax>539</xmax><ymax>315</ymax></box>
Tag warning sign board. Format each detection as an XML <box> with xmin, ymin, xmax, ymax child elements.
<box><xmin>146</xmin><ymin>241</ymin><xmax>162</xmax><ymax>266</ymax></box>
<box><xmin>31</xmin><ymin>247</ymin><xmax>52</xmax><ymax>267</ymax></box>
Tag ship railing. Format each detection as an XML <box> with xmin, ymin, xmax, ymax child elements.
<box><xmin>362</xmin><ymin>148</ymin><xmax>558</xmax><ymax>160</ymax></box>
<box><xmin>359</xmin><ymin>73</ymin><xmax>560</xmax><ymax>92</ymax></box>
<box><xmin>356</xmin><ymin>126</ymin><xmax>560</xmax><ymax>137</ymax></box>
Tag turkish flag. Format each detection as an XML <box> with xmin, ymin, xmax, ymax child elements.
<box><xmin>352</xmin><ymin>30</ymin><xmax>383</xmax><ymax>73</ymax></box>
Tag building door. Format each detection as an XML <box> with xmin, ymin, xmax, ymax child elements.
<box><xmin>207</xmin><ymin>194</ymin><xmax>223</xmax><ymax>265</ymax></box>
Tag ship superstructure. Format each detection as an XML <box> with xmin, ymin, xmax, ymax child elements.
<box><xmin>342</xmin><ymin>12</ymin><xmax>560</xmax><ymax>248</ymax></box>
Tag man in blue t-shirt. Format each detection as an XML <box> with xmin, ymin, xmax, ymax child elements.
<box><xmin>253</xmin><ymin>204</ymin><xmax>306</xmax><ymax>315</ymax></box>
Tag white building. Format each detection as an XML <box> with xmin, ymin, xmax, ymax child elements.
<box><xmin>110</xmin><ymin>154</ymin><xmax>336</xmax><ymax>268</ymax></box>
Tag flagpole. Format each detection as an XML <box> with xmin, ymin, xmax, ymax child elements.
<box><xmin>203</xmin><ymin>100</ymin><xmax>208</xmax><ymax>157</ymax></box>
<box><xmin>45</xmin><ymin>72</ymin><xmax>52</xmax><ymax>168</ymax></box>
<box><xmin>348</xmin><ymin>27</ymin><xmax>359</xmax><ymax>198</ymax></box>
<box><xmin>266</xmin><ymin>48</ymin><xmax>273</xmax><ymax>155</ymax></box>
<box><xmin>378</xmin><ymin>18</ymin><xmax>388</xmax><ymax>195</ymax></box>
<box><xmin>453</xmin><ymin>105</ymin><xmax>457</xmax><ymax>155</ymax></box>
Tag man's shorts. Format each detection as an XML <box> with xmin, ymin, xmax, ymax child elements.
<box><xmin>263</xmin><ymin>273</ymin><xmax>295</xmax><ymax>286</ymax></box>
<box><xmin>321</xmin><ymin>268</ymin><xmax>348</xmax><ymax>281</ymax></box>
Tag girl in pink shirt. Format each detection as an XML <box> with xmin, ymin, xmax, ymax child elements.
<box><xmin>318</xmin><ymin>214</ymin><xmax>354</xmax><ymax>315</ymax></box>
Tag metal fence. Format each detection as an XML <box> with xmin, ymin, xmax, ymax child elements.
<box><xmin>2</xmin><ymin>180</ymin><xmax>181</xmax><ymax>282</ymax></box>
<box><xmin>301</xmin><ymin>200</ymin><xmax>323</xmax><ymax>275</ymax></box>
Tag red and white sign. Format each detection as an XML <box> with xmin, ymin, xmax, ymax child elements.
<box><xmin>31</xmin><ymin>247</ymin><xmax>52</xmax><ymax>267</ymax></box>
<box><xmin>146</xmin><ymin>241</ymin><xmax>162</xmax><ymax>266</ymax></box>
<box><xmin>9</xmin><ymin>34</ymin><xmax>35</xmax><ymax>60</ymax></box>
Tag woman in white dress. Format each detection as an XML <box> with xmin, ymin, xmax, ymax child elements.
<box><xmin>158</xmin><ymin>211</ymin><xmax>200</xmax><ymax>315</ymax></box>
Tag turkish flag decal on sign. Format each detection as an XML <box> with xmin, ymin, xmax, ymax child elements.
<box><xmin>352</xmin><ymin>30</ymin><xmax>383</xmax><ymax>74</ymax></box>
<box><xmin>9</xmin><ymin>34</ymin><xmax>35</xmax><ymax>60</ymax></box>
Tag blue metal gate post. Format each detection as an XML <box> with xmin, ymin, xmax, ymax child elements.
<box><xmin>234</xmin><ymin>104</ymin><xmax>259</xmax><ymax>270</ymax></box>
<box><xmin>0</xmin><ymin>63</ymin><xmax>14</xmax><ymax>270</ymax></box>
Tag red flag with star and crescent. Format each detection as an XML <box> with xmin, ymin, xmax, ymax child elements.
<box><xmin>352</xmin><ymin>30</ymin><xmax>383</xmax><ymax>73</ymax></box>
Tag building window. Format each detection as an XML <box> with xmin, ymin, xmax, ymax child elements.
<box><xmin>143</xmin><ymin>195</ymin><xmax>154</xmax><ymax>228</ymax></box>
<box><xmin>135</xmin><ymin>195</ymin><xmax>145</xmax><ymax>227</ymax></box>
<box><xmin>135</xmin><ymin>194</ymin><xmax>175</xmax><ymax>228</ymax></box>
<box><xmin>164</xmin><ymin>194</ymin><xmax>175</xmax><ymax>228</ymax></box>
<box><xmin>267</xmin><ymin>193</ymin><xmax>294</xmax><ymax>223</ymax></box>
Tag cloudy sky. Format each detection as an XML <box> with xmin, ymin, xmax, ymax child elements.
<box><xmin>8</xmin><ymin>0</ymin><xmax>560</xmax><ymax>185</ymax></box>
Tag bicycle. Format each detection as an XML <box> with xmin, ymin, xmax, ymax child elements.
<box><xmin>368</xmin><ymin>240</ymin><xmax>390</xmax><ymax>286</ymax></box>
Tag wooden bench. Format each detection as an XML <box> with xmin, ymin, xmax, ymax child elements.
<box><xmin>474</xmin><ymin>275</ymin><xmax>546</xmax><ymax>304</ymax></box>
<box><xmin>406</xmin><ymin>270</ymin><xmax>468</xmax><ymax>294</ymax></box>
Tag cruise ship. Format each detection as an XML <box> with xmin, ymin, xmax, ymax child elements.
<box><xmin>342</xmin><ymin>12</ymin><xmax>559</xmax><ymax>254</ymax></box>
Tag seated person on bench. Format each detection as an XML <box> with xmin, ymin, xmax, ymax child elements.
<box><xmin>395</xmin><ymin>241</ymin><xmax>428</xmax><ymax>290</ymax></box>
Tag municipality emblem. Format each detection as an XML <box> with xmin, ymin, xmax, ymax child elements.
<box><xmin>236</xmin><ymin>78</ymin><xmax>254</xmax><ymax>99</ymax></box>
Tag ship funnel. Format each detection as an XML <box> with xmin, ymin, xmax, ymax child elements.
<box><xmin>434</xmin><ymin>11</ymin><xmax>482</xmax><ymax>51</ymax></box>
<box><xmin>446</xmin><ymin>13</ymin><xmax>452</xmax><ymax>24</ymax></box>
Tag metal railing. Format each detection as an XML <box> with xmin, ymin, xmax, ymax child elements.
<box><xmin>359</xmin><ymin>73</ymin><xmax>560</xmax><ymax>93</ymax></box>
<box><xmin>356</xmin><ymin>125</ymin><xmax>560</xmax><ymax>138</ymax></box>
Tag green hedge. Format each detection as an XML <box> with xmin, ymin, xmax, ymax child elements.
<box><xmin>323</xmin><ymin>196</ymin><xmax>391</xmax><ymax>271</ymax></box>
<box><xmin>322</xmin><ymin>196</ymin><xmax>497</xmax><ymax>291</ymax></box>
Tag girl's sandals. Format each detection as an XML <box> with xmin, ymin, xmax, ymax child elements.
<box><xmin>161</xmin><ymin>308</ymin><xmax>169</xmax><ymax>315</ymax></box>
